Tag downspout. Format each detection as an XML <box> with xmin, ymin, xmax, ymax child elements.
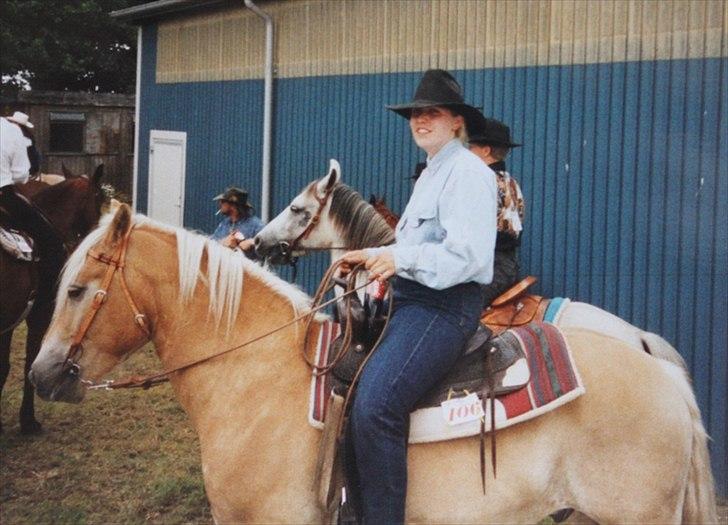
<box><xmin>244</xmin><ymin>0</ymin><xmax>274</xmax><ymax>222</ymax></box>
<box><xmin>132</xmin><ymin>26</ymin><xmax>142</xmax><ymax>212</ymax></box>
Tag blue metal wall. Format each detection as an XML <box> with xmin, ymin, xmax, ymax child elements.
<box><xmin>138</xmin><ymin>24</ymin><xmax>728</xmax><ymax>496</ymax></box>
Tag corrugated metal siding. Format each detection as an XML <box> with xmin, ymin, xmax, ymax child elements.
<box><xmin>155</xmin><ymin>0</ymin><xmax>726</xmax><ymax>82</ymax></box>
<box><xmin>138</xmin><ymin>25</ymin><xmax>265</xmax><ymax>229</ymax></box>
<box><xmin>137</xmin><ymin>5</ymin><xmax>728</xmax><ymax>497</ymax></box>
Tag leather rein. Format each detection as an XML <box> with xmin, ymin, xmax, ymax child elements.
<box><xmin>62</xmin><ymin>222</ymin><xmax>374</xmax><ymax>391</ymax></box>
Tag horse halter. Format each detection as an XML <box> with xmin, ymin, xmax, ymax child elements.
<box><xmin>279</xmin><ymin>183</ymin><xmax>336</xmax><ymax>259</ymax></box>
<box><xmin>62</xmin><ymin>223</ymin><xmax>150</xmax><ymax>380</ymax></box>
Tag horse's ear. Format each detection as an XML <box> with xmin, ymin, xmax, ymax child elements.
<box><xmin>316</xmin><ymin>159</ymin><xmax>341</xmax><ymax>197</ymax></box>
<box><xmin>109</xmin><ymin>198</ymin><xmax>122</xmax><ymax>212</ymax></box>
<box><xmin>103</xmin><ymin>203</ymin><xmax>132</xmax><ymax>247</ymax></box>
<box><xmin>61</xmin><ymin>163</ymin><xmax>76</xmax><ymax>178</ymax></box>
<box><xmin>92</xmin><ymin>164</ymin><xmax>104</xmax><ymax>185</ymax></box>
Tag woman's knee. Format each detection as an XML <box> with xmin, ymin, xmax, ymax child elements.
<box><xmin>351</xmin><ymin>390</ymin><xmax>404</xmax><ymax>435</ymax></box>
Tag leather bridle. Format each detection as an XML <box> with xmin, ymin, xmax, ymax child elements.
<box><xmin>62</xmin><ymin>222</ymin><xmax>150</xmax><ymax>381</ymax></box>
<box><xmin>276</xmin><ymin>183</ymin><xmax>340</xmax><ymax>261</ymax></box>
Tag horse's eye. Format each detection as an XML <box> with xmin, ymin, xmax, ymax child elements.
<box><xmin>290</xmin><ymin>205</ymin><xmax>302</xmax><ymax>214</ymax></box>
<box><xmin>68</xmin><ymin>285</ymin><xmax>86</xmax><ymax>300</ymax></box>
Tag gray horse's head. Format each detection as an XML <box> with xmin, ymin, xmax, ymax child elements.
<box><xmin>255</xmin><ymin>159</ymin><xmax>394</xmax><ymax>264</ymax></box>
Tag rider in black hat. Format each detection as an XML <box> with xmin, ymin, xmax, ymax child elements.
<box><xmin>211</xmin><ymin>186</ymin><xmax>264</xmax><ymax>258</ymax></box>
<box><xmin>468</xmin><ymin>115</ymin><xmax>525</xmax><ymax>307</ymax></box>
<box><xmin>340</xmin><ymin>69</ymin><xmax>498</xmax><ymax>523</ymax></box>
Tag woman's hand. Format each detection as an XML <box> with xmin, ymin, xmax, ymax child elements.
<box><xmin>339</xmin><ymin>249</ymin><xmax>395</xmax><ymax>282</ymax></box>
<box><xmin>365</xmin><ymin>251</ymin><xmax>396</xmax><ymax>282</ymax></box>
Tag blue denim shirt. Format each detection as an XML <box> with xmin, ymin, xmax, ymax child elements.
<box><xmin>211</xmin><ymin>215</ymin><xmax>264</xmax><ymax>242</ymax></box>
<box><xmin>368</xmin><ymin>139</ymin><xmax>497</xmax><ymax>290</ymax></box>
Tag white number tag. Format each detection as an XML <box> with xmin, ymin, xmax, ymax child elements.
<box><xmin>441</xmin><ymin>392</ymin><xmax>484</xmax><ymax>426</ymax></box>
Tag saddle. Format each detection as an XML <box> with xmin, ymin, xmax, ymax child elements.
<box><xmin>481</xmin><ymin>276</ymin><xmax>549</xmax><ymax>335</ymax></box>
<box><xmin>327</xmin><ymin>285</ymin><xmax>530</xmax><ymax>408</ymax></box>
<box><xmin>0</xmin><ymin>227</ymin><xmax>35</xmax><ymax>262</ymax></box>
<box><xmin>317</xmin><ymin>281</ymin><xmax>532</xmax><ymax>519</ymax></box>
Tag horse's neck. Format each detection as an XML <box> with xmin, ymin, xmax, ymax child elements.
<box><xmin>147</xmin><ymin>272</ymin><xmax>323</xmax><ymax>518</ymax></box>
<box><xmin>32</xmin><ymin>181</ymin><xmax>86</xmax><ymax>235</ymax></box>
<box><xmin>152</xmin><ymin>274</ymin><xmax>314</xmax><ymax>434</ymax></box>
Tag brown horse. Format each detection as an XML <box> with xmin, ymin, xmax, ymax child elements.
<box><xmin>0</xmin><ymin>165</ymin><xmax>106</xmax><ymax>433</ymax></box>
<box><xmin>30</xmin><ymin>204</ymin><xmax>716</xmax><ymax>523</ymax></box>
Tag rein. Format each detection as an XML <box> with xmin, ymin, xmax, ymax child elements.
<box><xmin>65</xmin><ymin>223</ymin><xmax>377</xmax><ymax>391</ymax></box>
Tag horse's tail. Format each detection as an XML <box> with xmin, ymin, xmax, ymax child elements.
<box><xmin>640</xmin><ymin>331</ymin><xmax>689</xmax><ymax>371</ymax></box>
<box><xmin>658</xmin><ymin>361</ymin><xmax>718</xmax><ymax>524</ymax></box>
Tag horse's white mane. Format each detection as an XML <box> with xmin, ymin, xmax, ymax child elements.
<box><xmin>58</xmin><ymin>212</ymin><xmax>313</xmax><ymax>331</ymax></box>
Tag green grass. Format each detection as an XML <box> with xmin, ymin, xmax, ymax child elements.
<box><xmin>0</xmin><ymin>325</ymin><xmax>211</xmax><ymax>524</ymax></box>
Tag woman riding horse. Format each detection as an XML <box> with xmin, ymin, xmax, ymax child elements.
<box><xmin>340</xmin><ymin>69</ymin><xmax>497</xmax><ymax>523</ymax></box>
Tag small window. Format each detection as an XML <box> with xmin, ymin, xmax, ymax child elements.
<box><xmin>49</xmin><ymin>112</ymin><xmax>85</xmax><ymax>153</ymax></box>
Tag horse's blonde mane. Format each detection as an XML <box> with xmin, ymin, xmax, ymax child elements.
<box><xmin>57</xmin><ymin>212</ymin><xmax>312</xmax><ymax>331</ymax></box>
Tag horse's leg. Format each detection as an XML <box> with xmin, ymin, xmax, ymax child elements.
<box><xmin>19</xmin><ymin>301</ymin><xmax>52</xmax><ymax>435</ymax></box>
<box><xmin>0</xmin><ymin>329</ymin><xmax>13</xmax><ymax>434</ymax></box>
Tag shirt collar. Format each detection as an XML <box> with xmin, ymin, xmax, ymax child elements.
<box><xmin>425</xmin><ymin>139</ymin><xmax>462</xmax><ymax>175</ymax></box>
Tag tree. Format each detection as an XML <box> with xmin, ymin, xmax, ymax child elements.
<box><xmin>0</xmin><ymin>1</ymin><xmax>145</xmax><ymax>94</ymax></box>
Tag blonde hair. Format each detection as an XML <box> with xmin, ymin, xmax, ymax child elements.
<box><xmin>455</xmin><ymin>123</ymin><xmax>469</xmax><ymax>144</ymax></box>
<box><xmin>442</xmin><ymin>106</ymin><xmax>468</xmax><ymax>143</ymax></box>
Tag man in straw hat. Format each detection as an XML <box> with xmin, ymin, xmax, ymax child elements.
<box><xmin>468</xmin><ymin>115</ymin><xmax>525</xmax><ymax>307</ymax></box>
<box><xmin>211</xmin><ymin>186</ymin><xmax>264</xmax><ymax>258</ymax></box>
<box><xmin>340</xmin><ymin>69</ymin><xmax>497</xmax><ymax>523</ymax></box>
<box><xmin>6</xmin><ymin>111</ymin><xmax>40</xmax><ymax>176</ymax></box>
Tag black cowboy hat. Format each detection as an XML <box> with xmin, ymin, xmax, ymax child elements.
<box><xmin>212</xmin><ymin>187</ymin><xmax>254</xmax><ymax>209</ymax></box>
<box><xmin>468</xmin><ymin>114</ymin><xmax>521</xmax><ymax>148</ymax></box>
<box><xmin>386</xmin><ymin>69</ymin><xmax>483</xmax><ymax>135</ymax></box>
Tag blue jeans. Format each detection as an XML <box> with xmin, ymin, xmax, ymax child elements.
<box><xmin>349</xmin><ymin>276</ymin><xmax>483</xmax><ymax>524</ymax></box>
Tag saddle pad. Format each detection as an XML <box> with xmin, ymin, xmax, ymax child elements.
<box><xmin>543</xmin><ymin>297</ymin><xmax>570</xmax><ymax>324</ymax></box>
<box><xmin>309</xmin><ymin>320</ymin><xmax>341</xmax><ymax>428</ymax></box>
<box><xmin>308</xmin><ymin>321</ymin><xmax>584</xmax><ymax>444</ymax></box>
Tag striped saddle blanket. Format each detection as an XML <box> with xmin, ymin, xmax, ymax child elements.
<box><xmin>309</xmin><ymin>306</ymin><xmax>584</xmax><ymax>444</ymax></box>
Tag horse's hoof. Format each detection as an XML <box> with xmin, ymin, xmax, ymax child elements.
<box><xmin>20</xmin><ymin>419</ymin><xmax>42</xmax><ymax>435</ymax></box>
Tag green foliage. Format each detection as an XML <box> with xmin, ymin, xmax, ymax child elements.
<box><xmin>0</xmin><ymin>1</ymin><xmax>144</xmax><ymax>93</ymax></box>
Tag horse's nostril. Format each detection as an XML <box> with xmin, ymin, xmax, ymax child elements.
<box><xmin>254</xmin><ymin>236</ymin><xmax>261</xmax><ymax>247</ymax></box>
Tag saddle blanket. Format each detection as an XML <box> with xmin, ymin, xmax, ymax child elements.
<box><xmin>309</xmin><ymin>315</ymin><xmax>584</xmax><ymax>444</ymax></box>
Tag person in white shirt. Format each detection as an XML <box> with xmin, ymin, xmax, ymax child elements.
<box><xmin>1</xmin><ymin>114</ymin><xmax>66</xmax><ymax>292</ymax></box>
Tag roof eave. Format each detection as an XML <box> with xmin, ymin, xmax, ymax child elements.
<box><xmin>110</xmin><ymin>0</ymin><xmax>229</xmax><ymax>23</ymax></box>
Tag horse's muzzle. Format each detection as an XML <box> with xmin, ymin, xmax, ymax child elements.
<box><xmin>254</xmin><ymin>237</ymin><xmax>294</xmax><ymax>265</ymax></box>
<box><xmin>29</xmin><ymin>358</ymin><xmax>85</xmax><ymax>403</ymax></box>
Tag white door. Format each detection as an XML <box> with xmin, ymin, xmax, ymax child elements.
<box><xmin>148</xmin><ymin>130</ymin><xmax>186</xmax><ymax>227</ymax></box>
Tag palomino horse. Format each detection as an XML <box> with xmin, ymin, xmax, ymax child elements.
<box><xmin>0</xmin><ymin>165</ymin><xmax>106</xmax><ymax>433</ymax></box>
<box><xmin>31</xmin><ymin>204</ymin><xmax>716</xmax><ymax>523</ymax></box>
<box><xmin>254</xmin><ymin>160</ymin><xmax>687</xmax><ymax>370</ymax></box>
